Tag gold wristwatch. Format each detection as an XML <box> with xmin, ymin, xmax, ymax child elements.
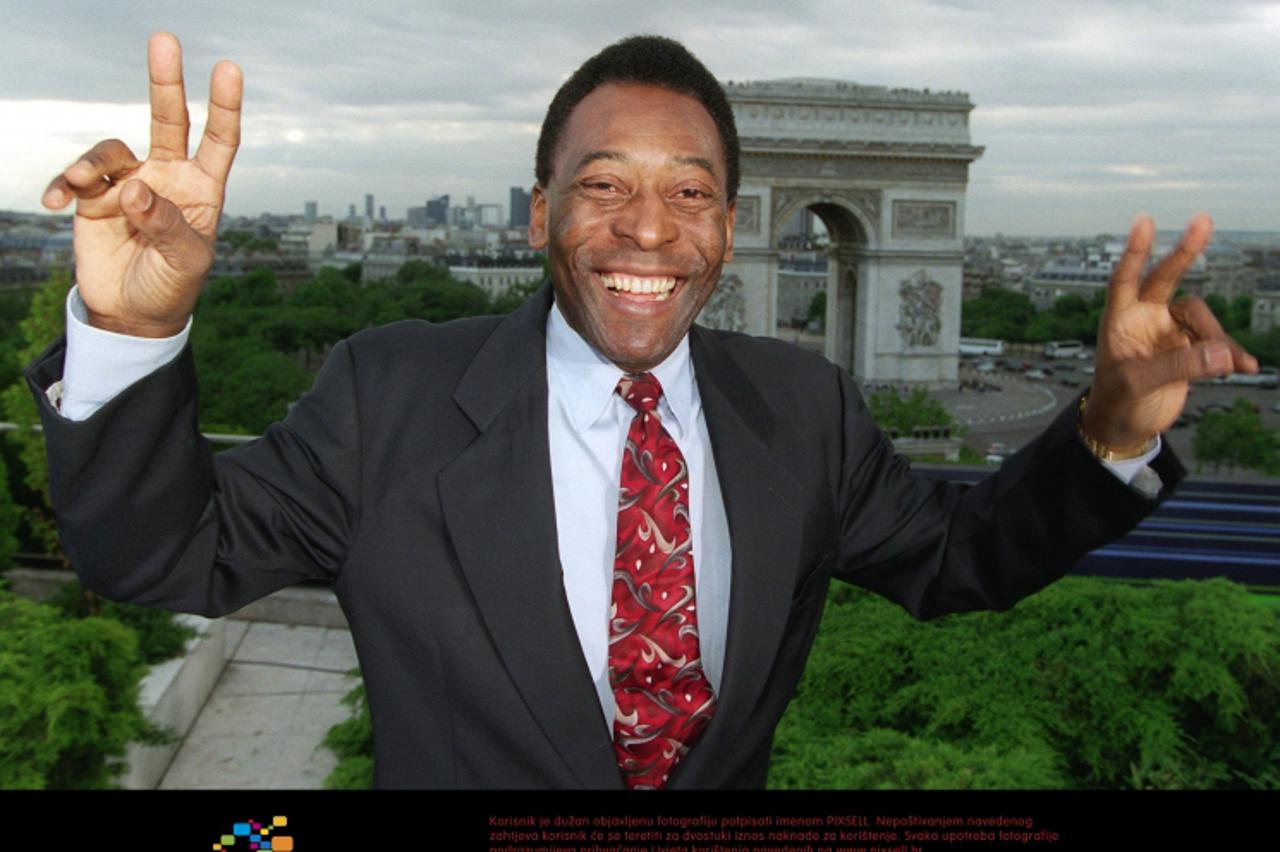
<box><xmin>1076</xmin><ymin>393</ymin><xmax>1158</xmax><ymax>462</ymax></box>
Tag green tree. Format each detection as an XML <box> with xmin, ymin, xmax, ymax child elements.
<box><xmin>191</xmin><ymin>335</ymin><xmax>313</xmax><ymax>434</ymax></box>
<box><xmin>1234</xmin><ymin>327</ymin><xmax>1280</xmax><ymax>367</ymax></box>
<box><xmin>0</xmin><ymin>591</ymin><xmax>172</xmax><ymax>788</ymax></box>
<box><xmin>1205</xmin><ymin>293</ymin><xmax>1253</xmax><ymax>335</ymax></box>
<box><xmin>0</xmin><ymin>269</ymin><xmax>73</xmax><ymax>554</ymax></box>
<box><xmin>1192</xmin><ymin>398</ymin><xmax>1280</xmax><ymax>475</ymax></box>
<box><xmin>1228</xmin><ymin>296</ymin><xmax>1253</xmax><ymax>334</ymax></box>
<box><xmin>1025</xmin><ymin>291</ymin><xmax>1104</xmax><ymax>344</ymax></box>
<box><xmin>490</xmin><ymin>279</ymin><xmax>542</xmax><ymax>314</ymax></box>
<box><xmin>961</xmin><ymin>288</ymin><xmax>1036</xmax><ymax>342</ymax></box>
<box><xmin>0</xmin><ymin>290</ymin><xmax>35</xmax><ymax>393</ymax></box>
<box><xmin>807</xmin><ymin>291</ymin><xmax>827</xmax><ymax>329</ymax></box>
<box><xmin>868</xmin><ymin>388</ymin><xmax>955</xmax><ymax>438</ymax></box>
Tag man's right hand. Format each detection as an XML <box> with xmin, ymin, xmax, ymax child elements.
<box><xmin>41</xmin><ymin>32</ymin><xmax>242</xmax><ymax>338</ymax></box>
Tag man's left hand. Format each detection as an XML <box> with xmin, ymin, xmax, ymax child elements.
<box><xmin>1081</xmin><ymin>212</ymin><xmax>1259</xmax><ymax>454</ymax></box>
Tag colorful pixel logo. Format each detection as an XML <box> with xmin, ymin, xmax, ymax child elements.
<box><xmin>212</xmin><ymin>816</ymin><xmax>293</xmax><ymax>851</ymax></box>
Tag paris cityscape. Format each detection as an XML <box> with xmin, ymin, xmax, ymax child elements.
<box><xmin>0</xmin><ymin>1</ymin><xmax>1276</xmax><ymax>830</ymax></box>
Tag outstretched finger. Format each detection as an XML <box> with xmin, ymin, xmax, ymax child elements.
<box><xmin>1105</xmin><ymin>213</ymin><xmax>1154</xmax><ymax>312</ymax></box>
<box><xmin>43</xmin><ymin>139</ymin><xmax>142</xmax><ymax>210</ymax></box>
<box><xmin>194</xmin><ymin>59</ymin><xmax>243</xmax><ymax>184</ymax></box>
<box><xmin>1139</xmin><ymin>211</ymin><xmax>1212</xmax><ymax>305</ymax></box>
<box><xmin>148</xmin><ymin>31</ymin><xmax>190</xmax><ymax>161</ymax></box>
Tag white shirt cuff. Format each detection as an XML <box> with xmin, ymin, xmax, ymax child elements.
<box><xmin>54</xmin><ymin>285</ymin><xmax>191</xmax><ymax>421</ymax></box>
<box><xmin>1098</xmin><ymin>434</ymin><xmax>1163</xmax><ymax>498</ymax></box>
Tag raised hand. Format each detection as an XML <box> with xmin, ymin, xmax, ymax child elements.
<box><xmin>1081</xmin><ymin>213</ymin><xmax>1259</xmax><ymax>454</ymax></box>
<box><xmin>41</xmin><ymin>32</ymin><xmax>242</xmax><ymax>337</ymax></box>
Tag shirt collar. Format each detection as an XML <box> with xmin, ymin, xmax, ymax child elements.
<box><xmin>546</xmin><ymin>299</ymin><xmax>696</xmax><ymax>439</ymax></box>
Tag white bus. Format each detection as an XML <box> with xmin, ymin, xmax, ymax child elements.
<box><xmin>1043</xmin><ymin>340</ymin><xmax>1084</xmax><ymax>359</ymax></box>
<box><xmin>1224</xmin><ymin>366</ymin><xmax>1278</xmax><ymax>388</ymax></box>
<box><xmin>959</xmin><ymin>337</ymin><xmax>1005</xmax><ymax>357</ymax></box>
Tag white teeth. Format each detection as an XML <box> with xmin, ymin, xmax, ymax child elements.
<box><xmin>600</xmin><ymin>273</ymin><xmax>677</xmax><ymax>295</ymax></box>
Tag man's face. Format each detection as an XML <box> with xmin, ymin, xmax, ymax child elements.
<box><xmin>529</xmin><ymin>82</ymin><xmax>735</xmax><ymax>373</ymax></box>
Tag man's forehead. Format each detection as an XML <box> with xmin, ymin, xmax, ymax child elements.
<box><xmin>556</xmin><ymin>83</ymin><xmax>725</xmax><ymax>176</ymax></box>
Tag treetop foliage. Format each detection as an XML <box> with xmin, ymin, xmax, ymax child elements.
<box><xmin>769</xmin><ymin>577</ymin><xmax>1280</xmax><ymax>789</ymax></box>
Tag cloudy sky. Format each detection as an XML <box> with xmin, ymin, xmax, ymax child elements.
<box><xmin>4</xmin><ymin>0</ymin><xmax>1277</xmax><ymax>236</ymax></box>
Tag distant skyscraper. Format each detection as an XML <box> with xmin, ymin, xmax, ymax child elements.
<box><xmin>407</xmin><ymin>206</ymin><xmax>428</xmax><ymax>229</ymax></box>
<box><xmin>426</xmin><ymin>194</ymin><xmax>450</xmax><ymax>227</ymax></box>
<box><xmin>379</xmin><ymin>205</ymin><xmax>386</xmax><ymax>221</ymax></box>
<box><xmin>348</xmin><ymin>203</ymin><xmax>357</xmax><ymax>221</ymax></box>
<box><xmin>304</xmin><ymin>200</ymin><xmax>318</xmax><ymax>221</ymax></box>
<box><xmin>509</xmin><ymin>187</ymin><xmax>532</xmax><ymax>228</ymax></box>
<box><xmin>365</xmin><ymin>194</ymin><xmax>375</xmax><ymax>221</ymax></box>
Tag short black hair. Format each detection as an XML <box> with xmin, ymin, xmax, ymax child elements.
<box><xmin>535</xmin><ymin>35</ymin><xmax>740</xmax><ymax>201</ymax></box>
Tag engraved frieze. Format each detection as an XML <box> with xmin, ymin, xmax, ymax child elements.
<box><xmin>892</xmin><ymin>201</ymin><xmax>956</xmax><ymax>239</ymax></box>
<box><xmin>741</xmin><ymin>154</ymin><xmax>971</xmax><ymax>184</ymax></box>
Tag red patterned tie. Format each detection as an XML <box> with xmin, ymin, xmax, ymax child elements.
<box><xmin>610</xmin><ymin>372</ymin><xmax>716</xmax><ymax>789</ymax></box>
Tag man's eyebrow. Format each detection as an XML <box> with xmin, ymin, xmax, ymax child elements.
<box><xmin>670</xmin><ymin>154</ymin><xmax>719</xmax><ymax>178</ymax></box>
<box><xmin>572</xmin><ymin>150</ymin><xmax>720</xmax><ymax>179</ymax></box>
<box><xmin>574</xmin><ymin>150</ymin><xmax>628</xmax><ymax>172</ymax></box>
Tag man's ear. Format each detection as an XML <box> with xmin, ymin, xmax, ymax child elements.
<box><xmin>528</xmin><ymin>184</ymin><xmax>548</xmax><ymax>250</ymax></box>
<box><xmin>723</xmin><ymin>198</ymin><xmax>736</xmax><ymax>264</ymax></box>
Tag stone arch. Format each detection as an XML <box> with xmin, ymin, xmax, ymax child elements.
<box><xmin>699</xmin><ymin>77</ymin><xmax>983</xmax><ymax>387</ymax></box>
<box><xmin>770</xmin><ymin>194</ymin><xmax>875</xmax><ymax>250</ymax></box>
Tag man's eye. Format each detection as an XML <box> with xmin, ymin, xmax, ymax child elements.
<box><xmin>677</xmin><ymin>188</ymin><xmax>710</xmax><ymax>200</ymax></box>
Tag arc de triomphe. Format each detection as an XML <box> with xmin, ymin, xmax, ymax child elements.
<box><xmin>698</xmin><ymin>78</ymin><xmax>983</xmax><ymax>387</ymax></box>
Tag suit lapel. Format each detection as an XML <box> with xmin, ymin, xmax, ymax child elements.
<box><xmin>668</xmin><ymin>325</ymin><xmax>808</xmax><ymax>787</ymax></box>
<box><xmin>437</xmin><ymin>282</ymin><xmax>622</xmax><ymax>788</ymax></box>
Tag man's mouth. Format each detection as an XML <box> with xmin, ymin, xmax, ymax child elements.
<box><xmin>599</xmin><ymin>272</ymin><xmax>680</xmax><ymax>301</ymax></box>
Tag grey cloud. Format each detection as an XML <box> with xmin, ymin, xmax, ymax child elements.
<box><xmin>6</xmin><ymin>0</ymin><xmax>1276</xmax><ymax>233</ymax></box>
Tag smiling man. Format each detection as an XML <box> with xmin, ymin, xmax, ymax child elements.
<box><xmin>28</xmin><ymin>33</ymin><xmax>1256</xmax><ymax>789</ymax></box>
<box><xmin>531</xmin><ymin>75</ymin><xmax>736</xmax><ymax>374</ymax></box>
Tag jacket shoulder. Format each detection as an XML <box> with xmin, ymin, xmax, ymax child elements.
<box><xmin>338</xmin><ymin>314</ymin><xmax>508</xmax><ymax>385</ymax></box>
<box><xmin>695</xmin><ymin>323</ymin><xmax>843</xmax><ymax>394</ymax></box>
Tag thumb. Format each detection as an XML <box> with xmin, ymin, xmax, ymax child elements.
<box><xmin>1133</xmin><ymin>340</ymin><xmax>1234</xmax><ymax>391</ymax></box>
<box><xmin>119</xmin><ymin>179</ymin><xmax>213</xmax><ymax>282</ymax></box>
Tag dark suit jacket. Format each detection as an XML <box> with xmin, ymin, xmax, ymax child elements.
<box><xmin>26</xmin><ymin>281</ymin><xmax>1185</xmax><ymax>788</ymax></box>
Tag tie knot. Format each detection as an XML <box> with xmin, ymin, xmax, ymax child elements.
<box><xmin>617</xmin><ymin>372</ymin><xmax>663</xmax><ymax>414</ymax></box>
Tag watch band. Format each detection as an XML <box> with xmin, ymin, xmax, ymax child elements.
<box><xmin>1076</xmin><ymin>393</ymin><xmax>1159</xmax><ymax>462</ymax></box>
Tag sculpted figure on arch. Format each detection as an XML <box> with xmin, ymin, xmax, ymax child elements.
<box><xmin>32</xmin><ymin>31</ymin><xmax>1257</xmax><ymax>789</ymax></box>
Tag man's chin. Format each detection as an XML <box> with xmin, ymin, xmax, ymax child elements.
<box><xmin>601</xmin><ymin>337</ymin><xmax>683</xmax><ymax>374</ymax></box>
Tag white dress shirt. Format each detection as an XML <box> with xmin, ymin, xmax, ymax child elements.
<box><xmin>52</xmin><ymin>285</ymin><xmax>1161</xmax><ymax>731</ymax></box>
<box><xmin>544</xmin><ymin>301</ymin><xmax>731</xmax><ymax>729</ymax></box>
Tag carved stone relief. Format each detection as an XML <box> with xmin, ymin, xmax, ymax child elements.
<box><xmin>892</xmin><ymin>201</ymin><xmax>955</xmax><ymax>239</ymax></box>
<box><xmin>896</xmin><ymin>270</ymin><xmax>942</xmax><ymax>348</ymax></box>
<box><xmin>734</xmin><ymin>196</ymin><xmax>760</xmax><ymax>235</ymax></box>
<box><xmin>699</xmin><ymin>273</ymin><xmax>746</xmax><ymax>333</ymax></box>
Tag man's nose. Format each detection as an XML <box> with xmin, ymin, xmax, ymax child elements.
<box><xmin>612</xmin><ymin>189</ymin><xmax>679</xmax><ymax>250</ymax></box>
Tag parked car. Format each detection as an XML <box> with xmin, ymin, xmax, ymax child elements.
<box><xmin>1044</xmin><ymin>340</ymin><xmax>1084</xmax><ymax>358</ymax></box>
<box><xmin>1025</xmin><ymin>369</ymin><xmax>1047</xmax><ymax>380</ymax></box>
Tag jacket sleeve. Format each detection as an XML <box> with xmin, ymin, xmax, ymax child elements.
<box><xmin>830</xmin><ymin>367</ymin><xmax>1186</xmax><ymax>619</ymax></box>
<box><xmin>24</xmin><ymin>335</ymin><xmax>362</xmax><ymax>618</ymax></box>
